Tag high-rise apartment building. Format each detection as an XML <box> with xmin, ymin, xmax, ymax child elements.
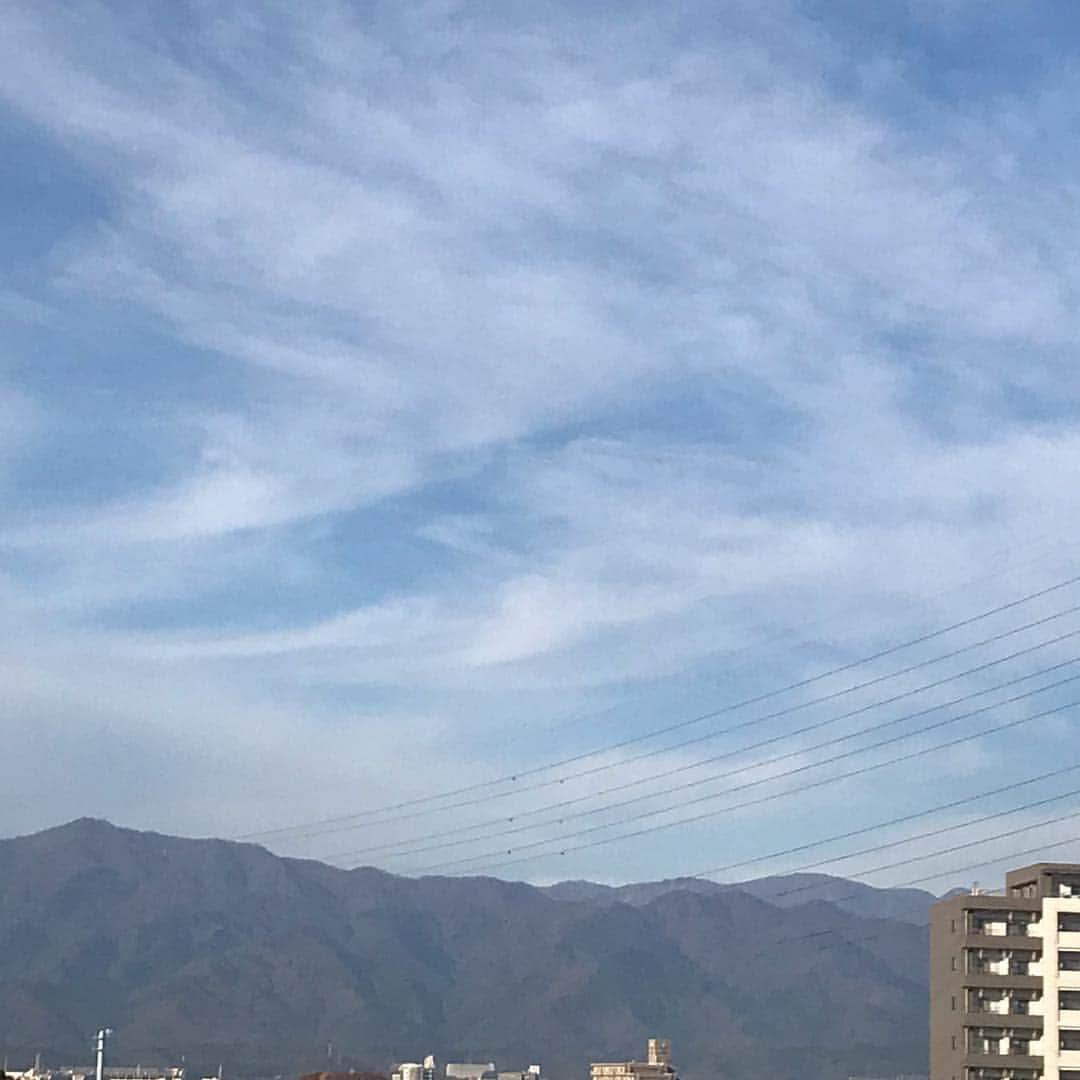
<box><xmin>930</xmin><ymin>863</ymin><xmax>1080</xmax><ymax>1080</ymax></box>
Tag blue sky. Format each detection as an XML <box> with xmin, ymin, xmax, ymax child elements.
<box><xmin>4</xmin><ymin>0</ymin><xmax>1080</xmax><ymax>889</ymax></box>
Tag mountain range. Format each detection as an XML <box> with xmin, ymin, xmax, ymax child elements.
<box><xmin>0</xmin><ymin>820</ymin><xmax>937</xmax><ymax>1080</ymax></box>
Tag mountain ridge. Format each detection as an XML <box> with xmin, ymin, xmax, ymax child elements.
<box><xmin>0</xmin><ymin>820</ymin><xmax>934</xmax><ymax>1080</ymax></box>
<box><xmin>539</xmin><ymin>873</ymin><xmax>938</xmax><ymax>925</ymax></box>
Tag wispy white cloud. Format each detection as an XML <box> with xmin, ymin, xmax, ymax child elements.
<box><xmin>1</xmin><ymin>0</ymin><xmax>1080</xmax><ymax>878</ymax></box>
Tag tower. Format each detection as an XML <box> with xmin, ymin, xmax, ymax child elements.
<box><xmin>646</xmin><ymin>1043</ymin><xmax>670</xmax><ymax>1068</ymax></box>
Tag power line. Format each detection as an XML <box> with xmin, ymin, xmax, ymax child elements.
<box><xmin>722</xmin><ymin>820</ymin><xmax>1080</xmax><ymax>963</ymax></box>
<box><xmin>237</xmin><ymin>569</ymin><xmax>1080</xmax><ymax>842</ymax></box>
<box><xmin>689</xmin><ymin>761</ymin><xmax>1080</xmax><ymax>880</ymax></box>
<box><xmin>517</xmin><ymin>812</ymin><xmax>1080</xmax><ymax>968</ymax></box>
<box><xmin>311</xmin><ymin>608</ymin><xmax>1080</xmax><ymax>848</ymax></box>
<box><xmin>328</xmin><ymin>638</ymin><xmax>1080</xmax><ymax>862</ymax></box>
<box><xmin>415</xmin><ymin>693</ymin><xmax>1080</xmax><ymax>874</ymax></box>
<box><xmin>758</xmin><ymin>790</ymin><xmax>1080</xmax><ymax>903</ymax></box>
<box><xmin>518</xmin><ymin>765</ymin><xmax>1080</xmax><ymax>964</ymax></box>
<box><xmin>466</xmin><ymin>530</ymin><xmax>1080</xmax><ymax>761</ymax></box>
<box><xmin>861</xmin><ymin>822</ymin><xmax>1080</xmax><ymax>893</ymax></box>
<box><xmin>370</xmin><ymin>667</ymin><xmax>1080</xmax><ymax>868</ymax></box>
<box><xmin>619</xmin><ymin>780</ymin><xmax>1080</xmax><ymax>934</ymax></box>
<box><xmin>848</xmin><ymin>811</ymin><xmax>1080</xmax><ymax>894</ymax></box>
<box><xmin>793</xmin><ymin>829</ymin><xmax>1080</xmax><ymax>961</ymax></box>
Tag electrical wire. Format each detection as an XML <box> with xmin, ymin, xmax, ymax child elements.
<box><xmin>688</xmin><ymin>761</ymin><xmax>1080</xmax><ymax>880</ymax></box>
<box><xmin>328</xmin><ymin>640</ymin><xmax>1080</xmax><ymax>862</ymax></box>
<box><xmin>795</xmin><ymin>829</ymin><xmax>1080</xmax><ymax>959</ymax></box>
<box><xmin>309</xmin><ymin>607</ymin><xmax>1080</xmax><ymax>848</ymax></box>
<box><xmin>415</xmin><ymin>693</ymin><xmax>1080</xmax><ymax>875</ymax></box>
<box><xmin>372</xmin><ymin>669</ymin><xmax>1080</xmax><ymax>868</ymax></box>
<box><xmin>764</xmin><ymin>796</ymin><xmax>1080</xmax><ymax>906</ymax></box>
<box><xmin>694</xmin><ymin>821</ymin><xmax>1080</xmax><ymax>963</ymax></box>
<box><xmin>237</xmin><ymin>570</ymin><xmax>1080</xmax><ymax>842</ymax></box>
<box><xmin>465</xmin><ymin>530</ymin><xmax>1080</xmax><ymax>762</ymax></box>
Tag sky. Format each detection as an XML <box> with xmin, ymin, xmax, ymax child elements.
<box><xmin>4</xmin><ymin>0</ymin><xmax>1080</xmax><ymax>891</ymax></box>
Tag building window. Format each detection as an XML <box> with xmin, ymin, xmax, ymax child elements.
<box><xmin>953</xmin><ymin>956</ymin><xmax>959</xmax><ymax>971</ymax></box>
<box><xmin>952</xmin><ymin>1037</ymin><xmax>957</xmax><ymax>1050</ymax></box>
<box><xmin>952</xmin><ymin>918</ymin><xmax>957</xmax><ymax>932</ymax></box>
<box><xmin>952</xmin><ymin>996</ymin><xmax>958</xmax><ymax>1011</ymax></box>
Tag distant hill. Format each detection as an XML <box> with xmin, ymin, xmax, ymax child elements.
<box><xmin>0</xmin><ymin>820</ymin><xmax>933</xmax><ymax>1080</ymax></box>
<box><xmin>541</xmin><ymin>874</ymin><xmax>938</xmax><ymax>925</ymax></box>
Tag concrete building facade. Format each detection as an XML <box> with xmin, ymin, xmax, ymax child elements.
<box><xmin>930</xmin><ymin>863</ymin><xmax>1080</xmax><ymax>1080</ymax></box>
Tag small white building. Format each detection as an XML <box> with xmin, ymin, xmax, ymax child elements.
<box><xmin>445</xmin><ymin>1065</ymin><xmax>495</xmax><ymax>1080</ymax></box>
<box><xmin>392</xmin><ymin>1056</ymin><xmax>437</xmax><ymax>1080</ymax></box>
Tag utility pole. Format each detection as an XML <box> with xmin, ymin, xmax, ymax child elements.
<box><xmin>94</xmin><ymin>1029</ymin><xmax>113</xmax><ymax>1080</ymax></box>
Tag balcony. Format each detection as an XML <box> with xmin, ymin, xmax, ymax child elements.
<box><xmin>965</xmin><ymin>1069</ymin><xmax>1042</xmax><ymax>1080</ymax></box>
<box><xmin>963</xmin><ymin>1013</ymin><xmax>1042</xmax><ymax>1031</ymax></box>
<box><xmin>970</xmin><ymin>922</ymin><xmax>1042</xmax><ymax>939</ymax></box>
<box><xmin>964</xmin><ymin>970</ymin><xmax>1043</xmax><ymax>990</ymax></box>
<box><xmin>966</xmin><ymin>997</ymin><xmax>1042</xmax><ymax>1021</ymax></box>
<box><xmin>964</xmin><ymin>934</ymin><xmax>1043</xmax><ymax>952</ymax></box>
<box><xmin>965</xmin><ymin>945</ymin><xmax>1043</xmax><ymax>976</ymax></box>
<box><xmin>962</xmin><ymin>1052</ymin><xmax>1043</xmax><ymax>1069</ymax></box>
<box><xmin>968</xmin><ymin>955</ymin><xmax>1015</xmax><ymax>976</ymax></box>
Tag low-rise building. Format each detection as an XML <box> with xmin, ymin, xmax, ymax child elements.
<box><xmin>498</xmin><ymin>1067</ymin><xmax>541</xmax><ymax>1080</ymax></box>
<box><xmin>445</xmin><ymin>1066</ymin><xmax>495</xmax><ymax>1080</ymax></box>
<box><xmin>12</xmin><ymin>1065</ymin><xmax>184</xmax><ymax>1080</ymax></box>
<box><xmin>394</xmin><ymin>1057</ymin><xmax>539</xmax><ymax>1080</ymax></box>
<box><xmin>590</xmin><ymin>1038</ymin><xmax>676</xmax><ymax>1080</ymax></box>
<box><xmin>392</xmin><ymin>1058</ymin><xmax>436</xmax><ymax>1080</ymax></box>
